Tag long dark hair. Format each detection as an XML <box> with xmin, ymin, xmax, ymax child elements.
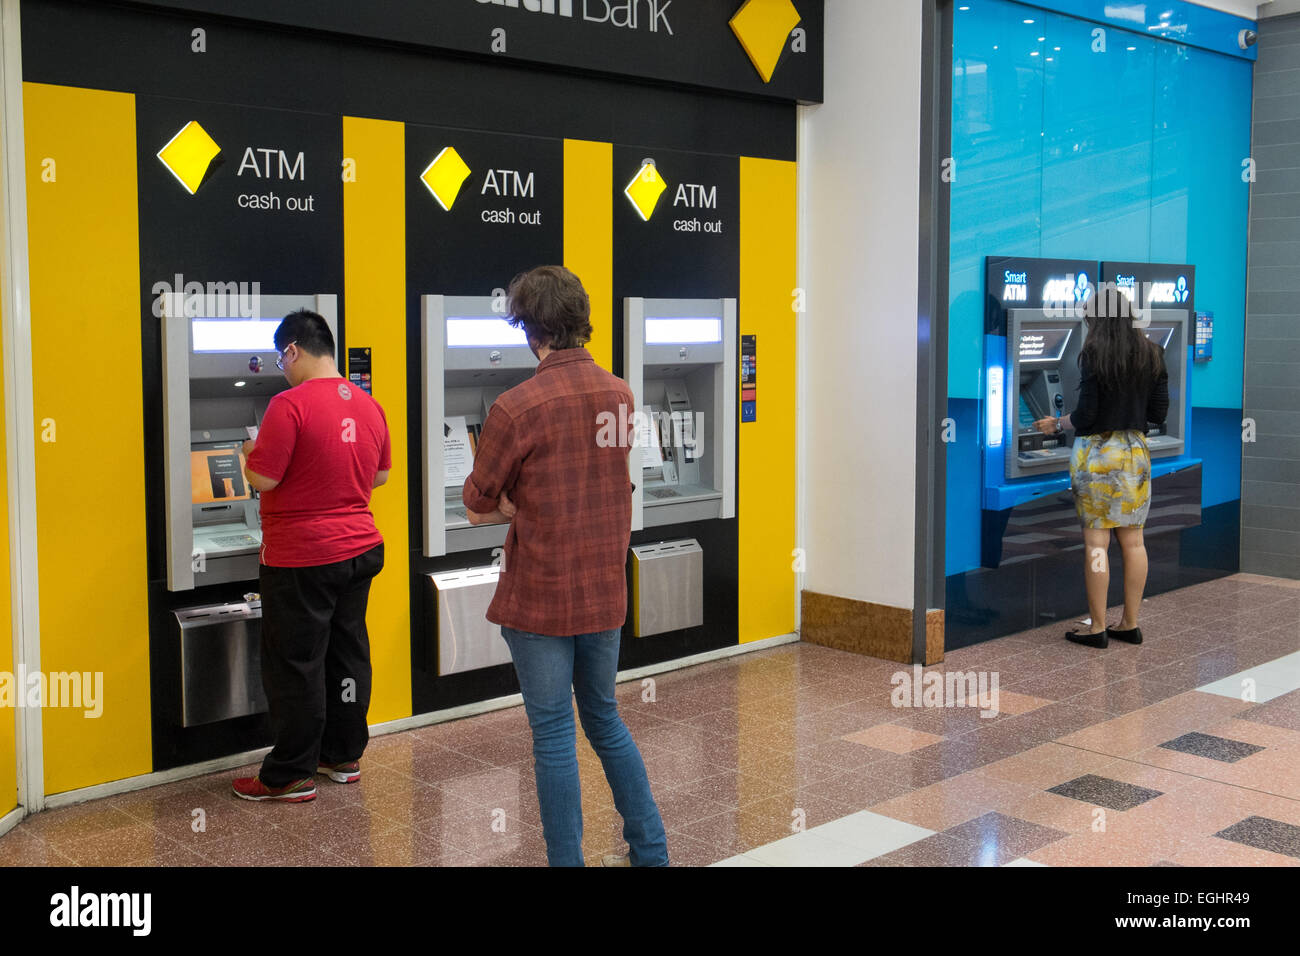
<box><xmin>1078</xmin><ymin>286</ymin><xmax>1164</xmax><ymax>391</ymax></box>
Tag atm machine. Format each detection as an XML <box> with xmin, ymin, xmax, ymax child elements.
<box><xmin>1101</xmin><ymin>261</ymin><xmax>1193</xmax><ymax>460</ymax></box>
<box><xmin>623</xmin><ymin>297</ymin><xmax>736</xmax><ymax>530</ymax></box>
<box><xmin>622</xmin><ymin>297</ymin><xmax>736</xmax><ymax>638</ymax></box>
<box><xmin>420</xmin><ymin>294</ymin><xmax>538</xmax><ymax>675</ymax></box>
<box><xmin>980</xmin><ymin>256</ymin><xmax>1200</xmax><ymax>572</ymax></box>
<box><xmin>1004</xmin><ymin>313</ymin><xmax>1085</xmax><ymax>480</ymax></box>
<box><xmin>161</xmin><ymin>292</ymin><xmax>338</xmax><ymax>725</ymax></box>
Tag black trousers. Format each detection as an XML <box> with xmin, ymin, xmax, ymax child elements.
<box><xmin>258</xmin><ymin>543</ymin><xmax>384</xmax><ymax>787</ymax></box>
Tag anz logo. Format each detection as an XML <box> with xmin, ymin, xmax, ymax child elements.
<box><xmin>1042</xmin><ymin>272</ymin><xmax>1091</xmax><ymax>304</ymax></box>
<box><xmin>1148</xmin><ymin>276</ymin><xmax>1190</xmax><ymax>304</ymax></box>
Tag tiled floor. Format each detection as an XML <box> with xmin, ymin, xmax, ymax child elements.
<box><xmin>1</xmin><ymin>572</ymin><xmax>1297</xmax><ymax>867</ymax></box>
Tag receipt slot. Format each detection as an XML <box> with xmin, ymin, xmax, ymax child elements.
<box><xmin>623</xmin><ymin>298</ymin><xmax>737</xmax><ymax>531</ymax></box>
<box><xmin>162</xmin><ymin>293</ymin><xmax>338</xmax><ymax>591</ymax></box>
<box><xmin>1004</xmin><ymin>311</ymin><xmax>1084</xmax><ymax>480</ymax></box>
<box><xmin>422</xmin><ymin>295</ymin><xmax>538</xmax><ymax>557</ymax></box>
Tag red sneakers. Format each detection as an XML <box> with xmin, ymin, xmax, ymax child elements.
<box><xmin>317</xmin><ymin>761</ymin><xmax>360</xmax><ymax>784</ymax></box>
<box><xmin>231</xmin><ymin>776</ymin><xmax>317</xmax><ymax>802</ymax></box>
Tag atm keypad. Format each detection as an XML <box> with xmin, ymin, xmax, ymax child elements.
<box><xmin>210</xmin><ymin>533</ymin><xmax>258</xmax><ymax>548</ymax></box>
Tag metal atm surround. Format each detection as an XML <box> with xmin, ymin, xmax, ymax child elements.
<box><xmin>1004</xmin><ymin>309</ymin><xmax>1084</xmax><ymax>481</ymax></box>
<box><xmin>161</xmin><ymin>293</ymin><xmax>338</xmax><ymax>591</ymax></box>
<box><xmin>624</xmin><ymin>297</ymin><xmax>737</xmax><ymax>531</ymax></box>
<box><xmin>426</xmin><ymin>565</ymin><xmax>513</xmax><ymax>676</ymax></box>
<box><xmin>421</xmin><ymin>295</ymin><xmax>538</xmax><ymax>557</ymax></box>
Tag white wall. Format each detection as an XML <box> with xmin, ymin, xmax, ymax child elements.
<box><xmin>798</xmin><ymin>0</ymin><xmax>922</xmax><ymax>610</ymax></box>
<box><xmin>1195</xmin><ymin>0</ymin><xmax>1264</xmax><ymax>18</ymax></box>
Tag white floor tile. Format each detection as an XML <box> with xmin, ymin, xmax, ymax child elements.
<box><xmin>806</xmin><ymin>810</ymin><xmax>934</xmax><ymax>856</ymax></box>
<box><xmin>744</xmin><ymin>831</ymin><xmax>871</xmax><ymax>867</ymax></box>
<box><xmin>709</xmin><ymin>855</ymin><xmax>772</xmax><ymax>867</ymax></box>
<box><xmin>1003</xmin><ymin>857</ymin><xmax>1048</xmax><ymax>867</ymax></box>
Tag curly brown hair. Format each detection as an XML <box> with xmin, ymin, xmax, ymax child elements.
<box><xmin>506</xmin><ymin>265</ymin><xmax>593</xmax><ymax>351</ymax></box>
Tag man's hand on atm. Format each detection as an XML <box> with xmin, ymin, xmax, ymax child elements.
<box><xmin>1033</xmin><ymin>415</ymin><xmax>1070</xmax><ymax>437</ymax></box>
<box><xmin>466</xmin><ymin>491</ymin><xmax>515</xmax><ymax>526</ymax></box>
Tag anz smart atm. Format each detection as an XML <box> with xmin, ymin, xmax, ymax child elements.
<box><xmin>622</xmin><ymin>297</ymin><xmax>736</xmax><ymax>638</ymax></box>
<box><xmin>161</xmin><ymin>292</ymin><xmax>337</xmax><ymax>725</ymax></box>
<box><xmin>1101</xmin><ymin>261</ymin><xmax>1193</xmax><ymax>459</ymax></box>
<box><xmin>420</xmin><ymin>294</ymin><xmax>538</xmax><ymax>676</ymax></box>
<box><xmin>981</xmin><ymin>257</ymin><xmax>1199</xmax><ymax>569</ymax></box>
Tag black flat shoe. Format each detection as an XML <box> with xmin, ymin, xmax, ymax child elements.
<box><xmin>1066</xmin><ymin>629</ymin><xmax>1108</xmax><ymax>649</ymax></box>
<box><xmin>1107</xmin><ymin>626</ymin><xmax>1143</xmax><ymax>645</ymax></box>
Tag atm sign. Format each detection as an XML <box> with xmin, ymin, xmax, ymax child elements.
<box><xmin>1003</xmin><ymin>270</ymin><xmax>1028</xmax><ymax>302</ymax></box>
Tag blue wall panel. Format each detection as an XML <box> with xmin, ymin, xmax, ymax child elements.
<box><xmin>945</xmin><ymin>0</ymin><xmax>1251</xmax><ymax>585</ymax></box>
<box><xmin>1041</xmin><ymin>14</ymin><xmax>1153</xmax><ymax>261</ymax></box>
<box><xmin>949</xmin><ymin>4</ymin><xmax>1045</xmax><ymax>401</ymax></box>
<box><xmin>1152</xmin><ymin>42</ymin><xmax>1252</xmax><ymax>410</ymax></box>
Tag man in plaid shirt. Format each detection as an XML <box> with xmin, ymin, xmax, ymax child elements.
<box><xmin>464</xmin><ymin>265</ymin><xmax>667</xmax><ymax>867</ymax></box>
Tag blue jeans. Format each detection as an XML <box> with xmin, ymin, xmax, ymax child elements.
<box><xmin>500</xmin><ymin>626</ymin><xmax>668</xmax><ymax>867</ymax></box>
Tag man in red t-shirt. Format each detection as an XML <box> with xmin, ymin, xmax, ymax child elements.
<box><xmin>232</xmin><ymin>309</ymin><xmax>391</xmax><ymax>803</ymax></box>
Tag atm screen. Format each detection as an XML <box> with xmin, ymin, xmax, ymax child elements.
<box><xmin>192</xmin><ymin>318</ymin><xmax>278</xmax><ymax>353</ymax></box>
<box><xmin>446</xmin><ymin>316</ymin><xmax>529</xmax><ymax>348</ymax></box>
<box><xmin>1143</xmin><ymin>326</ymin><xmax>1174</xmax><ymax>350</ymax></box>
<box><xmin>1018</xmin><ymin>328</ymin><xmax>1072</xmax><ymax>364</ymax></box>
<box><xmin>645</xmin><ymin>317</ymin><xmax>723</xmax><ymax>344</ymax></box>
<box><xmin>191</xmin><ymin>449</ymin><xmax>251</xmax><ymax>503</ymax></box>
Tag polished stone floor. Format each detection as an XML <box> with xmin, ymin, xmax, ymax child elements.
<box><xmin>1</xmin><ymin>572</ymin><xmax>1297</xmax><ymax>867</ymax></box>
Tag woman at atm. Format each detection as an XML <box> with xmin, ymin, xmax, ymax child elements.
<box><xmin>1034</xmin><ymin>288</ymin><xmax>1169</xmax><ymax>649</ymax></box>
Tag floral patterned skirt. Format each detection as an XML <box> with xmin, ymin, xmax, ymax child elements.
<box><xmin>1069</xmin><ymin>430</ymin><xmax>1151</xmax><ymax>529</ymax></box>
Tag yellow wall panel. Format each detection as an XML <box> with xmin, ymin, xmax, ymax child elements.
<box><xmin>738</xmin><ymin>156</ymin><xmax>798</xmax><ymax>643</ymax></box>
<box><xmin>0</xmin><ymin>273</ymin><xmax>15</xmax><ymax>815</ymax></box>
<box><xmin>343</xmin><ymin>116</ymin><xmax>412</xmax><ymax>723</ymax></box>
<box><xmin>563</xmin><ymin>139</ymin><xmax>613</xmax><ymax>372</ymax></box>
<box><xmin>25</xmin><ymin>82</ymin><xmax>152</xmax><ymax>792</ymax></box>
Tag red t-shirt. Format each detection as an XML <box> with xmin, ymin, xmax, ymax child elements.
<box><xmin>247</xmin><ymin>377</ymin><xmax>391</xmax><ymax>568</ymax></box>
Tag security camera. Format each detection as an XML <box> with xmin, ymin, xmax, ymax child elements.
<box><xmin>1239</xmin><ymin>29</ymin><xmax>1258</xmax><ymax>49</ymax></box>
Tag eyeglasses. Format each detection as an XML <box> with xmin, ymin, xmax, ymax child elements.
<box><xmin>275</xmin><ymin>342</ymin><xmax>296</xmax><ymax>371</ymax></box>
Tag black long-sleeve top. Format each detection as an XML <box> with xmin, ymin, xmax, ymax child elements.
<box><xmin>1070</xmin><ymin>354</ymin><xmax>1169</xmax><ymax>437</ymax></box>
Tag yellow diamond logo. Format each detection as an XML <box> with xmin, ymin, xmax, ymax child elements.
<box><xmin>730</xmin><ymin>0</ymin><xmax>801</xmax><ymax>84</ymax></box>
<box><xmin>624</xmin><ymin>160</ymin><xmax>668</xmax><ymax>222</ymax></box>
<box><xmin>157</xmin><ymin>120</ymin><xmax>221</xmax><ymax>195</ymax></box>
<box><xmin>420</xmin><ymin>146</ymin><xmax>472</xmax><ymax>211</ymax></box>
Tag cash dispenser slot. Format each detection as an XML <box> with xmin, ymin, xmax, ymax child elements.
<box><xmin>422</xmin><ymin>295</ymin><xmax>539</xmax><ymax>557</ymax></box>
<box><xmin>624</xmin><ymin>298</ymin><xmax>737</xmax><ymax>531</ymax></box>
<box><xmin>174</xmin><ymin>600</ymin><xmax>267</xmax><ymax>727</ymax></box>
<box><xmin>630</xmin><ymin>539</ymin><xmax>704</xmax><ymax>637</ymax></box>
<box><xmin>427</xmin><ymin>565</ymin><xmax>513</xmax><ymax>675</ymax></box>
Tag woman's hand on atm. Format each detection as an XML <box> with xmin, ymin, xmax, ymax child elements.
<box><xmin>1033</xmin><ymin>417</ymin><xmax>1063</xmax><ymax>436</ymax></box>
